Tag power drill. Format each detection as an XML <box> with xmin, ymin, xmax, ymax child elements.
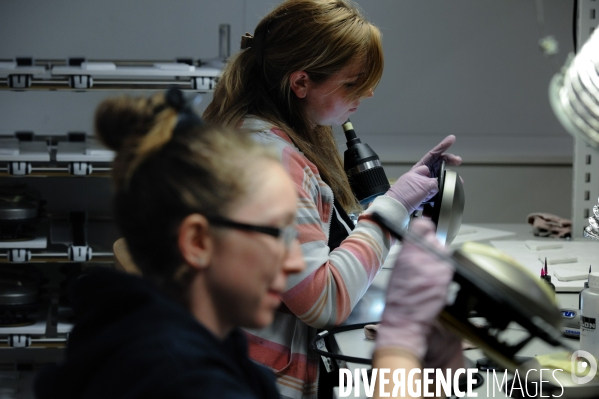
<box><xmin>342</xmin><ymin>120</ymin><xmax>390</xmax><ymax>206</ymax></box>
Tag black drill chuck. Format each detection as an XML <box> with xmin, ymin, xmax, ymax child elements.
<box><xmin>342</xmin><ymin>120</ymin><xmax>390</xmax><ymax>206</ymax></box>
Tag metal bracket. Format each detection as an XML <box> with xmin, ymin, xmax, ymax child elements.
<box><xmin>8</xmin><ymin>335</ymin><xmax>31</xmax><ymax>348</ymax></box>
<box><xmin>4</xmin><ymin>57</ymin><xmax>41</xmax><ymax>89</ymax></box>
<box><xmin>7</xmin><ymin>249</ymin><xmax>32</xmax><ymax>262</ymax></box>
<box><xmin>68</xmin><ymin>75</ymin><xmax>93</xmax><ymax>89</ymax></box>
<box><xmin>192</xmin><ymin>76</ymin><xmax>216</xmax><ymax>91</ymax></box>
<box><xmin>68</xmin><ymin>162</ymin><xmax>93</xmax><ymax>175</ymax></box>
<box><xmin>8</xmin><ymin>161</ymin><xmax>32</xmax><ymax>175</ymax></box>
<box><xmin>7</xmin><ymin>74</ymin><xmax>32</xmax><ymax>88</ymax></box>
<box><xmin>572</xmin><ymin>139</ymin><xmax>599</xmax><ymax>237</ymax></box>
<box><xmin>67</xmin><ymin>245</ymin><xmax>92</xmax><ymax>261</ymax></box>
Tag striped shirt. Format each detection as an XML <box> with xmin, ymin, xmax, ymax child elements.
<box><xmin>242</xmin><ymin>118</ymin><xmax>410</xmax><ymax>399</ymax></box>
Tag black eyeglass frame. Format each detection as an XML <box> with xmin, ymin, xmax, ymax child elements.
<box><xmin>207</xmin><ymin>217</ymin><xmax>298</xmax><ymax>248</ymax></box>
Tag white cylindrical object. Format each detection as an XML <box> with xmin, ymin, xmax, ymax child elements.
<box><xmin>580</xmin><ymin>272</ymin><xmax>599</xmax><ymax>357</ymax></box>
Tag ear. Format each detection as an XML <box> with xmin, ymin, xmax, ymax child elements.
<box><xmin>289</xmin><ymin>70</ymin><xmax>310</xmax><ymax>99</ymax></box>
<box><xmin>178</xmin><ymin>214</ymin><xmax>213</xmax><ymax>270</ymax></box>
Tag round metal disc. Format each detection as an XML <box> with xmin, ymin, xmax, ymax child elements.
<box><xmin>432</xmin><ymin>165</ymin><xmax>465</xmax><ymax>245</ymax></box>
<box><xmin>0</xmin><ymin>282</ymin><xmax>38</xmax><ymax>305</ymax></box>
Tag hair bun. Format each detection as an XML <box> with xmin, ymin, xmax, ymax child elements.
<box><xmin>164</xmin><ymin>87</ymin><xmax>187</xmax><ymax>112</ymax></box>
<box><xmin>164</xmin><ymin>87</ymin><xmax>205</xmax><ymax>131</ymax></box>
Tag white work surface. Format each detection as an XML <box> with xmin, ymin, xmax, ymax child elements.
<box><xmin>383</xmin><ymin>224</ymin><xmax>597</xmax><ymax>292</ymax></box>
<box><xmin>490</xmin><ymin>240</ymin><xmax>599</xmax><ymax>292</ymax></box>
<box><xmin>333</xmin><ymin>223</ymin><xmax>593</xmax><ymax>398</ymax></box>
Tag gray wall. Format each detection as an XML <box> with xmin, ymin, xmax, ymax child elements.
<box><xmin>0</xmin><ymin>0</ymin><xmax>576</xmax><ymax>223</ymax></box>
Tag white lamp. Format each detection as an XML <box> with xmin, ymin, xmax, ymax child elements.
<box><xmin>550</xmin><ymin>29</ymin><xmax>599</xmax><ymax>150</ymax></box>
<box><xmin>549</xmin><ymin>28</ymin><xmax>599</xmax><ymax>240</ymax></box>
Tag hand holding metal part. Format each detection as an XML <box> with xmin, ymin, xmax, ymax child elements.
<box><xmin>412</xmin><ymin>135</ymin><xmax>462</xmax><ymax>178</ymax></box>
<box><xmin>371</xmin><ymin>211</ymin><xmax>572</xmax><ymax>372</ymax></box>
<box><xmin>385</xmin><ymin>165</ymin><xmax>438</xmax><ymax>215</ymax></box>
<box><xmin>375</xmin><ymin>218</ymin><xmax>456</xmax><ymax>362</ymax></box>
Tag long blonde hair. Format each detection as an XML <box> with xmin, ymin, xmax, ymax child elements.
<box><xmin>203</xmin><ymin>0</ymin><xmax>383</xmax><ymax>212</ymax></box>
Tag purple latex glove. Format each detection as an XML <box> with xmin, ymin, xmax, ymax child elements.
<box><xmin>375</xmin><ymin>218</ymin><xmax>454</xmax><ymax>361</ymax></box>
<box><xmin>385</xmin><ymin>165</ymin><xmax>438</xmax><ymax>214</ymax></box>
<box><xmin>424</xmin><ymin>321</ymin><xmax>464</xmax><ymax>370</ymax></box>
<box><xmin>413</xmin><ymin>135</ymin><xmax>462</xmax><ymax>178</ymax></box>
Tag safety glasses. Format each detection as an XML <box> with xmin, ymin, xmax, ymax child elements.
<box><xmin>207</xmin><ymin>217</ymin><xmax>298</xmax><ymax>249</ymax></box>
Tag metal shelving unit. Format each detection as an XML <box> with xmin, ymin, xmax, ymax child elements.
<box><xmin>0</xmin><ymin>25</ymin><xmax>230</xmax><ymax>357</ymax></box>
<box><xmin>0</xmin><ymin>57</ymin><xmax>222</xmax><ymax>92</ymax></box>
<box><xmin>571</xmin><ymin>0</ymin><xmax>599</xmax><ymax>238</ymax></box>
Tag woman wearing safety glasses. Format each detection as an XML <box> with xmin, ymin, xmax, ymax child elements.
<box><xmin>33</xmin><ymin>89</ymin><xmax>305</xmax><ymax>398</ymax></box>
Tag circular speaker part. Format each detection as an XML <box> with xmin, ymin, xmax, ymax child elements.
<box><xmin>430</xmin><ymin>161</ymin><xmax>465</xmax><ymax>245</ymax></box>
<box><xmin>0</xmin><ymin>183</ymin><xmax>42</xmax><ymax>224</ymax></box>
<box><xmin>0</xmin><ymin>282</ymin><xmax>39</xmax><ymax>306</ymax></box>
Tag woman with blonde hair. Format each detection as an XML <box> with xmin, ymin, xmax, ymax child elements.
<box><xmin>204</xmin><ymin>0</ymin><xmax>463</xmax><ymax>398</ymax></box>
<box><xmin>34</xmin><ymin>88</ymin><xmax>306</xmax><ymax>398</ymax></box>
